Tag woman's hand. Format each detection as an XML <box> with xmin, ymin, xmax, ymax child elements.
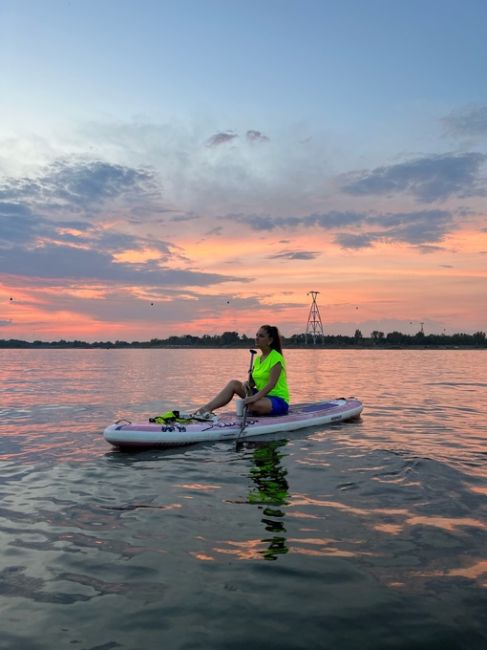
<box><xmin>243</xmin><ymin>394</ymin><xmax>258</xmax><ymax>406</ymax></box>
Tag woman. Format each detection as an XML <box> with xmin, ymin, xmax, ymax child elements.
<box><xmin>196</xmin><ymin>325</ymin><xmax>290</xmax><ymax>418</ymax></box>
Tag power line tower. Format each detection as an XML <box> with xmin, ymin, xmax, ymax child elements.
<box><xmin>305</xmin><ymin>291</ymin><xmax>325</xmax><ymax>344</ymax></box>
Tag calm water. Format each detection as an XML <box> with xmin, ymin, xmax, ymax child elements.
<box><xmin>0</xmin><ymin>348</ymin><xmax>486</xmax><ymax>650</ymax></box>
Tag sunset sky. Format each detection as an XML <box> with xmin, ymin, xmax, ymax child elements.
<box><xmin>1</xmin><ymin>0</ymin><xmax>486</xmax><ymax>341</ymax></box>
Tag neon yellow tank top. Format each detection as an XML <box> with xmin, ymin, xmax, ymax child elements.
<box><xmin>251</xmin><ymin>349</ymin><xmax>290</xmax><ymax>403</ymax></box>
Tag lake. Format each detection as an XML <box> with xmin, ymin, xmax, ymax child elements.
<box><xmin>0</xmin><ymin>348</ymin><xmax>486</xmax><ymax>649</ymax></box>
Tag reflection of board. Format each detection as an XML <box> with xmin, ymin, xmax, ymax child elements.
<box><xmin>103</xmin><ymin>398</ymin><xmax>363</xmax><ymax>450</ymax></box>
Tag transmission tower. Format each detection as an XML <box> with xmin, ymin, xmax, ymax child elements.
<box><xmin>305</xmin><ymin>291</ymin><xmax>325</xmax><ymax>344</ymax></box>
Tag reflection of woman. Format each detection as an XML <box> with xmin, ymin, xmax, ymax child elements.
<box><xmin>247</xmin><ymin>440</ymin><xmax>290</xmax><ymax>561</ymax></box>
<box><xmin>248</xmin><ymin>441</ymin><xmax>289</xmax><ymax>506</ymax></box>
<box><xmin>196</xmin><ymin>325</ymin><xmax>290</xmax><ymax>418</ymax></box>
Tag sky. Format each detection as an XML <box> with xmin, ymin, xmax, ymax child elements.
<box><xmin>0</xmin><ymin>0</ymin><xmax>486</xmax><ymax>341</ymax></box>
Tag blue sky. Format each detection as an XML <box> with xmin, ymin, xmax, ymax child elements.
<box><xmin>3</xmin><ymin>0</ymin><xmax>486</xmax><ymax>136</ymax></box>
<box><xmin>1</xmin><ymin>0</ymin><xmax>486</xmax><ymax>339</ymax></box>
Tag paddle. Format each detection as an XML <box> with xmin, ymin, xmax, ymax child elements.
<box><xmin>236</xmin><ymin>348</ymin><xmax>257</xmax><ymax>447</ymax></box>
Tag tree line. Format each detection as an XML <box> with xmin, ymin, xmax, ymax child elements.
<box><xmin>0</xmin><ymin>329</ymin><xmax>485</xmax><ymax>348</ymax></box>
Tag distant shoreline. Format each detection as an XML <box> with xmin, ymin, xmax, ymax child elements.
<box><xmin>1</xmin><ymin>331</ymin><xmax>485</xmax><ymax>350</ymax></box>
<box><xmin>0</xmin><ymin>344</ymin><xmax>484</xmax><ymax>350</ymax></box>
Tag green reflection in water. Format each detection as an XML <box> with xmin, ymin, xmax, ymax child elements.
<box><xmin>247</xmin><ymin>440</ymin><xmax>290</xmax><ymax>561</ymax></box>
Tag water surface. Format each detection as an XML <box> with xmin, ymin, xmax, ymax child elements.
<box><xmin>1</xmin><ymin>349</ymin><xmax>486</xmax><ymax>649</ymax></box>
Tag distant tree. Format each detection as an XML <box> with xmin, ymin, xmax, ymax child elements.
<box><xmin>354</xmin><ymin>329</ymin><xmax>363</xmax><ymax>340</ymax></box>
<box><xmin>386</xmin><ymin>330</ymin><xmax>408</xmax><ymax>345</ymax></box>
<box><xmin>221</xmin><ymin>331</ymin><xmax>240</xmax><ymax>345</ymax></box>
<box><xmin>473</xmin><ymin>331</ymin><xmax>486</xmax><ymax>345</ymax></box>
<box><xmin>371</xmin><ymin>330</ymin><xmax>384</xmax><ymax>341</ymax></box>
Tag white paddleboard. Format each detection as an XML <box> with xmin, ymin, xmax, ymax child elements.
<box><xmin>103</xmin><ymin>398</ymin><xmax>363</xmax><ymax>450</ymax></box>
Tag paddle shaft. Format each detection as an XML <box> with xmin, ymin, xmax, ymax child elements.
<box><xmin>237</xmin><ymin>349</ymin><xmax>257</xmax><ymax>443</ymax></box>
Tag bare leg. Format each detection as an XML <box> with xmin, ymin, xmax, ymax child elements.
<box><xmin>199</xmin><ymin>380</ymin><xmax>246</xmax><ymax>413</ymax></box>
<box><xmin>248</xmin><ymin>397</ymin><xmax>273</xmax><ymax>416</ymax></box>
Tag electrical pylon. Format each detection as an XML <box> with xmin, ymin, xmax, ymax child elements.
<box><xmin>305</xmin><ymin>291</ymin><xmax>324</xmax><ymax>344</ymax></box>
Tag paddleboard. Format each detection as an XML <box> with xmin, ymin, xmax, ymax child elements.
<box><xmin>103</xmin><ymin>397</ymin><xmax>363</xmax><ymax>450</ymax></box>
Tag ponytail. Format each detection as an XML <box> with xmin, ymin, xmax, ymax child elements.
<box><xmin>261</xmin><ymin>324</ymin><xmax>283</xmax><ymax>354</ymax></box>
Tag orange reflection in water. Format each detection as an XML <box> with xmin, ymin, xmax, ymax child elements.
<box><xmin>470</xmin><ymin>486</ymin><xmax>487</xmax><ymax>495</ymax></box>
<box><xmin>200</xmin><ymin>535</ymin><xmax>376</xmax><ymax>562</ymax></box>
<box><xmin>289</xmin><ymin>495</ymin><xmax>486</xmax><ymax>542</ymax></box>
<box><xmin>371</xmin><ymin>514</ymin><xmax>485</xmax><ymax>537</ymax></box>
<box><xmin>372</xmin><ymin>523</ymin><xmax>404</xmax><ymax>535</ymax></box>
<box><xmin>288</xmin><ymin>536</ymin><xmax>336</xmax><ymax>545</ymax></box>
<box><xmin>447</xmin><ymin>560</ymin><xmax>487</xmax><ymax>581</ymax></box>
<box><xmin>176</xmin><ymin>483</ymin><xmax>221</xmax><ymax>492</ymax></box>
<box><xmin>287</xmin><ymin>510</ymin><xmax>321</xmax><ymax>520</ymax></box>
<box><xmin>213</xmin><ymin>538</ymin><xmax>266</xmax><ymax>561</ymax></box>
<box><xmin>372</xmin><ymin>476</ymin><xmax>421</xmax><ymax>487</ymax></box>
<box><xmin>288</xmin><ymin>546</ymin><xmax>358</xmax><ymax>558</ymax></box>
<box><xmin>296</xmin><ymin>458</ymin><xmax>331</xmax><ymax>468</ymax></box>
<box><xmin>405</xmin><ymin>515</ymin><xmax>485</xmax><ymax>532</ymax></box>
<box><xmin>190</xmin><ymin>552</ymin><xmax>215</xmax><ymax>561</ymax></box>
<box><xmin>290</xmin><ymin>494</ymin><xmax>410</xmax><ymax>519</ymax></box>
<box><xmin>416</xmin><ymin>560</ymin><xmax>487</xmax><ymax>588</ymax></box>
<box><xmin>287</xmin><ymin>536</ymin><xmax>376</xmax><ymax>558</ymax></box>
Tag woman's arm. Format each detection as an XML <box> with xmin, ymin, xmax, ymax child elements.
<box><xmin>244</xmin><ymin>363</ymin><xmax>282</xmax><ymax>404</ymax></box>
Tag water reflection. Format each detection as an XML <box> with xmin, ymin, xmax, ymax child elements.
<box><xmin>246</xmin><ymin>440</ymin><xmax>290</xmax><ymax>561</ymax></box>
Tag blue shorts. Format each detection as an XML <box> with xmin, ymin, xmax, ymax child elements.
<box><xmin>269</xmin><ymin>396</ymin><xmax>289</xmax><ymax>416</ymax></box>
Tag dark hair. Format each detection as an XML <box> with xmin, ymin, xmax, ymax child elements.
<box><xmin>261</xmin><ymin>325</ymin><xmax>283</xmax><ymax>354</ymax></box>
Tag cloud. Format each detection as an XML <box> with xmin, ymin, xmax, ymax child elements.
<box><xmin>230</xmin><ymin>211</ymin><xmax>371</xmax><ymax>231</ymax></box>
<box><xmin>416</xmin><ymin>244</ymin><xmax>447</xmax><ymax>254</ymax></box>
<box><xmin>334</xmin><ymin>233</ymin><xmax>376</xmax><ymax>249</ymax></box>
<box><xmin>340</xmin><ymin>153</ymin><xmax>486</xmax><ymax>202</ymax></box>
<box><xmin>43</xmin><ymin>160</ymin><xmax>158</xmax><ymax>207</ymax></box>
<box><xmin>0</xmin><ymin>202</ymin><xmax>49</xmax><ymax>244</ymax></box>
<box><xmin>0</xmin><ymin>160</ymin><xmax>252</xmax><ymax>289</ymax></box>
<box><xmin>0</xmin><ymin>320</ymin><xmax>12</xmax><ymax>327</ymax></box>
<box><xmin>0</xmin><ymin>192</ymin><xmax>171</xmax><ymax>256</ymax></box>
<box><xmin>0</xmin><ymin>243</ymin><xmax>245</xmax><ymax>286</ymax></box>
<box><xmin>67</xmin><ymin>118</ymin><xmax>336</xmax><ymax>216</ymax></box>
<box><xmin>231</xmin><ymin>208</ymin><xmax>456</xmax><ymax>248</ymax></box>
<box><xmin>229</xmin><ymin>213</ymin><xmax>302</xmax><ymax>230</ymax></box>
<box><xmin>246</xmin><ymin>130</ymin><xmax>269</xmax><ymax>143</ymax></box>
<box><xmin>269</xmin><ymin>250</ymin><xmax>321</xmax><ymax>260</ymax></box>
<box><xmin>0</xmin><ymin>159</ymin><xmax>164</xmax><ymax>224</ymax></box>
<box><xmin>305</xmin><ymin>212</ymin><xmax>365</xmax><ymax>229</ymax></box>
<box><xmin>205</xmin><ymin>129</ymin><xmax>269</xmax><ymax>147</ymax></box>
<box><xmin>334</xmin><ymin>210</ymin><xmax>454</xmax><ymax>249</ymax></box>
<box><xmin>169</xmin><ymin>214</ymin><xmax>199</xmax><ymax>223</ymax></box>
<box><xmin>205</xmin><ymin>131</ymin><xmax>238</xmax><ymax>147</ymax></box>
<box><xmin>205</xmin><ymin>226</ymin><xmax>224</xmax><ymax>236</ymax></box>
<box><xmin>368</xmin><ymin>209</ymin><xmax>453</xmax><ymax>244</ymax></box>
<box><xmin>443</xmin><ymin>105</ymin><xmax>487</xmax><ymax>138</ymax></box>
